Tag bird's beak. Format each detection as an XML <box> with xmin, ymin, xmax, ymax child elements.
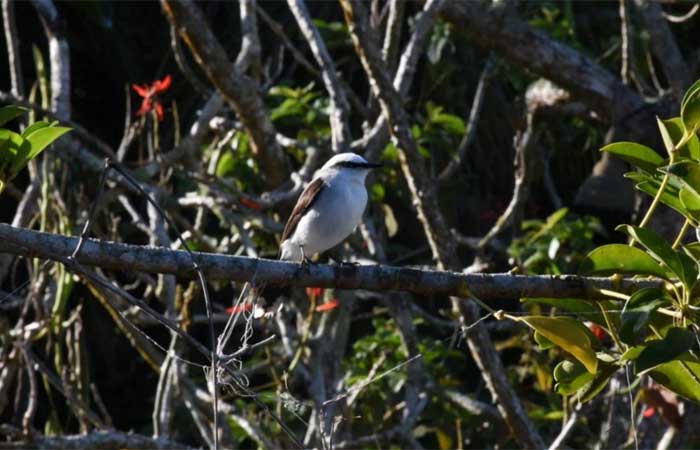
<box><xmin>362</xmin><ymin>161</ymin><xmax>383</xmax><ymax>169</ymax></box>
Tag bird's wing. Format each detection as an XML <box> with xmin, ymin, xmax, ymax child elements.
<box><xmin>281</xmin><ymin>177</ymin><xmax>326</xmax><ymax>242</ymax></box>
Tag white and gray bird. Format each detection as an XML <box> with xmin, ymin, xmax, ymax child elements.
<box><xmin>279</xmin><ymin>153</ymin><xmax>382</xmax><ymax>262</ymax></box>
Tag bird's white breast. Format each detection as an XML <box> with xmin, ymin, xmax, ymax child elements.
<box><xmin>287</xmin><ymin>171</ymin><xmax>368</xmax><ymax>257</ymax></box>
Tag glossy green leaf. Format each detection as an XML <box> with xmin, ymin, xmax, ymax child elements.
<box><xmin>601</xmin><ymin>141</ymin><xmax>664</xmax><ymax>174</ymax></box>
<box><xmin>682</xmin><ymin>85</ymin><xmax>700</xmax><ymax>137</ymax></box>
<box><xmin>616</xmin><ymin>224</ymin><xmax>697</xmax><ymax>288</ymax></box>
<box><xmin>680</xmin><ymin>187</ymin><xmax>700</xmax><ymax>223</ymax></box>
<box><xmin>682</xmin><ymin>79</ymin><xmax>700</xmax><ymax>112</ymax></box>
<box><xmin>0</xmin><ymin>105</ymin><xmax>28</xmax><ymax>127</ymax></box>
<box><xmin>636</xmin><ymin>327</ymin><xmax>694</xmax><ymax>374</ymax></box>
<box><xmin>554</xmin><ymin>360</ymin><xmax>594</xmax><ymax>395</ymax></box>
<box><xmin>534</xmin><ymin>331</ymin><xmax>555</xmax><ymax>350</ymax></box>
<box><xmin>619</xmin><ymin>288</ymin><xmax>669</xmax><ymax>345</ymax></box>
<box><xmin>527</xmin><ymin>208</ymin><xmax>568</xmax><ymax>243</ymax></box>
<box><xmin>666</xmin><ymin>160</ymin><xmax>700</xmax><ymax>192</ymax></box>
<box><xmin>663</xmin><ymin>117</ymin><xmax>700</xmax><ymax>161</ymax></box>
<box><xmin>620</xmin><ymin>345</ymin><xmax>645</xmax><ymax>362</ymax></box>
<box><xmin>579</xmin><ymin>244</ymin><xmax>668</xmax><ymax>279</ymax></box>
<box><xmin>20</xmin><ymin>120</ymin><xmax>50</xmax><ymax>138</ymax></box>
<box><xmin>635</xmin><ymin>180</ymin><xmax>686</xmax><ymax>215</ymax></box>
<box><xmin>10</xmin><ymin>126</ymin><xmax>70</xmax><ymax>175</ymax></box>
<box><xmin>658</xmin><ymin>116</ymin><xmax>675</xmax><ymax>154</ymax></box>
<box><xmin>650</xmin><ymin>354</ymin><xmax>700</xmax><ymax>402</ymax></box>
<box><xmin>518</xmin><ymin>316</ymin><xmax>598</xmax><ymax>373</ymax></box>
<box><xmin>577</xmin><ymin>361</ymin><xmax>619</xmax><ymax>403</ymax></box>
<box><xmin>523</xmin><ymin>297</ymin><xmax>612</xmax><ymax>327</ymax></box>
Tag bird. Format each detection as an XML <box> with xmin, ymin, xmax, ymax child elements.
<box><xmin>279</xmin><ymin>152</ymin><xmax>382</xmax><ymax>262</ymax></box>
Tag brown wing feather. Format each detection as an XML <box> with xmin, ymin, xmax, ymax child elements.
<box><xmin>281</xmin><ymin>177</ymin><xmax>326</xmax><ymax>242</ymax></box>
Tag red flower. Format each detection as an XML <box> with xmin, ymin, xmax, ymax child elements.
<box><xmin>226</xmin><ymin>304</ymin><xmax>252</xmax><ymax>314</ymax></box>
<box><xmin>239</xmin><ymin>196</ymin><xmax>263</xmax><ymax>210</ymax></box>
<box><xmin>316</xmin><ymin>298</ymin><xmax>340</xmax><ymax>312</ymax></box>
<box><xmin>305</xmin><ymin>287</ymin><xmax>324</xmax><ymax>298</ymax></box>
<box><xmin>132</xmin><ymin>74</ymin><xmax>171</xmax><ymax>121</ymax></box>
<box><xmin>588</xmin><ymin>323</ymin><xmax>607</xmax><ymax>341</ymax></box>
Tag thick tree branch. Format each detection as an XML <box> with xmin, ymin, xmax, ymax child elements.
<box><xmin>1</xmin><ymin>430</ymin><xmax>196</xmax><ymax>449</ymax></box>
<box><xmin>0</xmin><ymin>223</ymin><xmax>660</xmax><ymax>300</ymax></box>
<box><xmin>161</xmin><ymin>0</ymin><xmax>289</xmax><ymax>187</ymax></box>
<box><xmin>440</xmin><ymin>1</ymin><xmax>645</xmax><ymax>124</ymax></box>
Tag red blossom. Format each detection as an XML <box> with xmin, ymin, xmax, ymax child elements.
<box><xmin>239</xmin><ymin>196</ymin><xmax>263</xmax><ymax>210</ymax></box>
<box><xmin>132</xmin><ymin>74</ymin><xmax>171</xmax><ymax>122</ymax></box>
<box><xmin>226</xmin><ymin>304</ymin><xmax>252</xmax><ymax>314</ymax></box>
<box><xmin>588</xmin><ymin>323</ymin><xmax>607</xmax><ymax>341</ymax></box>
<box><xmin>316</xmin><ymin>299</ymin><xmax>340</xmax><ymax>312</ymax></box>
<box><xmin>305</xmin><ymin>287</ymin><xmax>324</xmax><ymax>298</ymax></box>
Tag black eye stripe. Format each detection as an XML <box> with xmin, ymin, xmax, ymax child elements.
<box><xmin>335</xmin><ymin>161</ymin><xmax>366</xmax><ymax>168</ymax></box>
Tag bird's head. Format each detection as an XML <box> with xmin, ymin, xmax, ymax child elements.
<box><xmin>320</xmin><ymin>153</ymin><xmax>383</xmax><ymax>177</ymax></box>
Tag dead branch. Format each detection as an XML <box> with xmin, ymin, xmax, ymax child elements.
<box><xmin>0</xmin><ymin>223</ymin><xmax>661</xmax><ymax>300</ymax></box>
<box><xmin>2</xmin><ymin>0</ymin><xmax>23</xmax><ymax>97</ymax></box>
<box><xmin>0</xmin><ymin>429</ymin><xmax>197</xmax><ymax>449</ymax></box>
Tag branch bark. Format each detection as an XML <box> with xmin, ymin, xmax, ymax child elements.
<box><xmin>1</xmin><ymin>430</ymin><xmax>196</xmax><ymax>450</ymax></box>
<box><xmin>0</xmin><ymin>223</ymin><xmax>660</xmax><ymax>300</ymax></box>
<box><xmin>161</xmin><ymin>0</ymin><xmax>289</xmax><ymax>187</ymax></box>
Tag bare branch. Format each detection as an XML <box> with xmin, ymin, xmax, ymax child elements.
<box><xmin>381</xmin><ymin>0</ymin><xmax>405</xmax><ymax>74</ymax></box>
<box><xmin>235</xmin><ymin>0</ymin><xmax>262</xmax><ymax>76</ymax></box>
<box><xmin>2</xmin><ymin>0</ymin><xmax>23</xmax><ymax>97</ymax></box>
<box><xmin>0</xmin><ymin>223</ymin><xmax>661</xmax><ymax>300</ymax></box>
<box><xmin>437</xmin><ymin>57</ymin><xmax>494</xmax><ymax>183</ymax></box>
<box><xmin>633</xmin><ymin>0</ymin><xmax>692</xmax><ymax>98</ymax></box>
<box><xmin>2</xmin><ymin>429</ymin><xmax>197</xmax><ymax>449</ymax></box>
<box><xmin>161</xmin><ymin>0</ymin><xmax>289</xmax><ymax>187</ymax></box>
<box><xmin>32</xmin><ymin>0</ymin><xmax>70</xmax><ymax>120</ymax></box>
<box><xmin>287</xmin><ymin>0</ymin><xmax>352</xmax><ymax>153</ymax></box>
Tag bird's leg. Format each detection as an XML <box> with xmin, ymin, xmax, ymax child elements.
<box><xmin>300</xmin><ymin>245</ymin><xmax>311</xmax><ymax>269</ymax></box>
<box><xmin>327</xmin><ymin>249</ymin><xmax>359</xmax><ymax>267</ymax></box>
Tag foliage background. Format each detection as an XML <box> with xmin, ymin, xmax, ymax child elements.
<box><xmin>1</xmin><ymin>1</ymin><xmax>699</xmax><ymax>449</ymax></box>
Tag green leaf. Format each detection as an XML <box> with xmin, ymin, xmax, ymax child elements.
<box><xmin>0</xmin><ymin>105</ymin><xmax>28</xmax><ymax>127</ymax></box>
<box><xmin>554</xmin><ymin>359</ymin><xmax>594</xmax><ymax>395</ymax></box>
<box><xmin>616</xmin><ymin>224</ymin><xmax>697</xmax><ymax>288</ymax></box>
<box><xmin>523</xmin><ymin>297</ymin><xmax>611</xmax><ymax>327</ymax></box>
<box><xmin>528</xmin><ymin>207</ymin><xmax>568</xmax><ymax>243</ymax></box>
<box><xmin>601</xmin><ymin>141</ymin><xmax>664</xmax><ymax>174</ymax></box>
<box><xmin>431</xmin><ymin>112</ymin><xmax>466</xmax><ymax>135</ymax></box>
<box><xmin>663</xmin><ymin>118</ymin><xmax>700</xmax><ymax>161</ymax></box>
<box><xmin>619</xmin><ymin>288</ymin><xmax>669</xmax><ymax>345</ymax></box>
<box><xmin>634</xmin><ymin>179</ymin><xmax>685</xmax><ymax>215</ymax></box>
<box><xmin>518</xmin><ymin>316</ymin><xmax>598</xmax><ymax>373</ymax></box>
<box><xmin>658</xmin><ymin>116</ymin><xmax>675</xmax><ymax>155</ymax></box>
<box><xmin>636</xmin><ymin>327</ymin><xmax>694</xmax><ymax>374</ymax></box>
<box><xmin>579</xmin><ymin>244</ymin><xmax>668</xmax><ymax>279</ymax></box>
<box><xmin>666</xmin><ymin>160</ymin><xmax>700</xmax><ymax>192</ymax></box>
<box><xmin>577</xmin><ymin>360</ymin><xmax>619</xmax><ymax>403</ymax></box>
<box><xmin>534</xmin><ymin>331</ymin><xmax>555</xmax><ymax>350</ymax></box>
<box><xmin>650</xmin><ymin>354</ymin><xmax>700</xmax><ymax>402</ymax></box>
<box><xmin>11</xmin><ymin>126</ymin><xmax>70</xmax><ymax>174</ymax></box>
<box><xmin>679</xmin><ymin>187</ymin><xmax>700</xmax><ymax>223</ymax></box>
<box><xmin>21</xmin><ymin>120</ymin><xmax>50</xmax><ymax>138</ymax></box>
<box><xmin>0</xmin><ymin>129</ymin><xmax>29</xmax><ymax>172</ymax></box>
<box><xmin>682</xmin><ymin>79</ymin><xmax>700</xmax><ymax>113</ymax></box>
<box><xmin>682</xmin><ymin>84</ymin><xmax>700</xmax><ymax>137</ymax></box>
